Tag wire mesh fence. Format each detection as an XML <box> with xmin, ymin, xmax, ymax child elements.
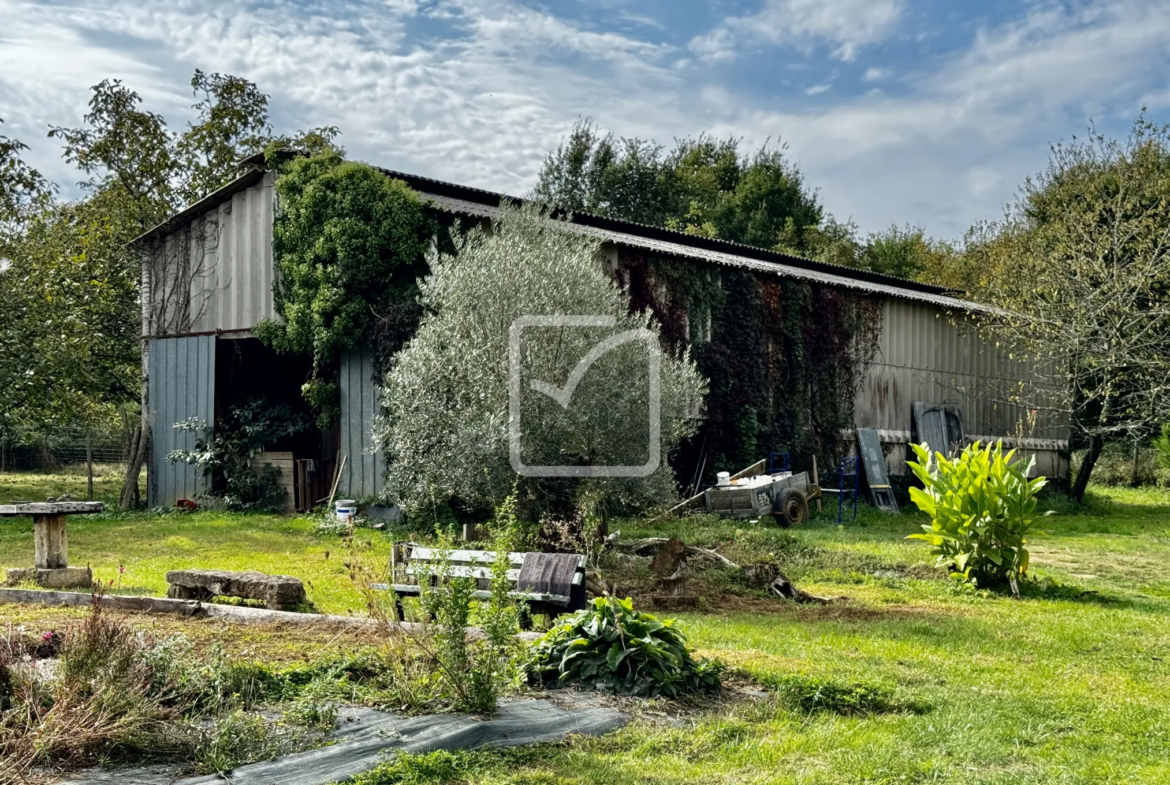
<box><xmin>0</xmin><ymin>422</ymin><xmax>135</xmax><ymax>473</ymax></box>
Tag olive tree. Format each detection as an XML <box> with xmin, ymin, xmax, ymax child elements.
<box><xmin>978</xmin><ymin>116</ymin><xmax>1170</xmax><ymax>500</ymax></box>
<box><xmin>374</xmin><ymin>204</ymin><xmax>707</xmax><ymax>523</ymax></box>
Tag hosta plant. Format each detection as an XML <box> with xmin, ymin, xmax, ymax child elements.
<box><xmin>527</xmin><ymin>597</ymin><xmax>722</xmax><ymax>698</ymax></box>
<box><xmin>907</xmin><ymin>440</ymin><xmax>1049</xmax><ymax>596</ymax></box>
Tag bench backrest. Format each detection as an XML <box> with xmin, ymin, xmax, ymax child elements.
<box><xmin>390</xmin><ymin>543</ymin><xmax>585</xmax><ymax>586</ymax></box>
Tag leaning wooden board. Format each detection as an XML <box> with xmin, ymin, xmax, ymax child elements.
<box><xmin>856</xmin><ymin>428</ymin><xmax>899</xmax><ymax>514</ymax></box>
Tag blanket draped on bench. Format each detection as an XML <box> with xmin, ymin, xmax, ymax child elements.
<box><xmin>516</xmin><ymin>552</ymin><xmax>581</xmax><ymax>600</ymax></box>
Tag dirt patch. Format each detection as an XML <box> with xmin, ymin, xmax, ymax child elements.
<box><xmin>780</xmin><ymin>602</ymin><xmax>964</xmax><ymax>623</ymax></box>
<box><xmin>662</xmin><ymin>593</ymin><xmax>964</xmax><ymax>623</ymax></box>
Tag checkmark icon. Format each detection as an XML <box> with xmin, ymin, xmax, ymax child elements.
<box><xmin>508</xmin><ymin>314</ymin><xmax>662</xmax><ymax>478</ymax></box>
<box><xmin>529</xmin><ymin>329</ymin><xmax>651</xmax><ymax>409</ymax></box>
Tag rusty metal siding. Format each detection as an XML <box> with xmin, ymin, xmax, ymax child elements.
<box><xmin>147</xmin><ymin>172</ymin><xmax>277</xmax><ymax>336</ymax></box>
<box><xmin>855</xmin><ymin>298</ymin><xmax>1068</xmax><ymax>477</ymax></box>
<box><xmin>339</xmin><ymin>350</ymin><xmax>384</xmax><ymax>498</ymax></box>
<box><xmin>148</xmin><ymin>335</ymin><xmax>216</xmax><ymax>506</ymax></box>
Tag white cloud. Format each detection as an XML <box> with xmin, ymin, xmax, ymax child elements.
<box><xmin>2</xmin><ymin>0</ymin><xmax>1169</xmax><ymax>241</ymax></box>
<box><xmin>729</xmin><ymin>0</ymin><xmax>1170</xmax><ymax>235</ymax></box>
<box><xmin>690</xmin><ymin>0</ymin><xmax>904</xmax><ymax>62</ymax></box>
<box><xmin>805</xmin><ymin>84</ymin><xmax>832</xmax><ymax>95</ymax></box>
<box><xmin>862</xmin><ymin>67</ymin><xmax>888</xmax><ymax>81</ymax></box>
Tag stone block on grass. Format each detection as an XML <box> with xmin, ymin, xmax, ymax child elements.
<box><xmin>165</xmin><ymin>569</ymin><xmax>306</xmax><ymax>610</ymax></box>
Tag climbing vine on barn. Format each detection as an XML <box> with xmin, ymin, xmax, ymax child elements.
<box><xmin>255</xmin><ymin>150</ymin><xmax>435</xmax><ymax>425</ymax></box>
<box><xmin>621</xmin><ymin>251</ymin><xmax>882</xmax><ymax>482</ymax></box>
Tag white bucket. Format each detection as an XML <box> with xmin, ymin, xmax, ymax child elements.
<box><xmin>334</xmin><ymin>499</ymin><xmax>357</xmax><ymax>521</ymax></box>
<box><xmin>716</xmin><ymin>471</ymin><xmax>731</xmax><ymax>487</ymax></box>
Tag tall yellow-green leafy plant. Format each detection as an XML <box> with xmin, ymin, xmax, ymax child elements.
<box><xmin>907</xmin><ymin>441</ymin><xmax>1049</xmax><ymax>596</ymax></box>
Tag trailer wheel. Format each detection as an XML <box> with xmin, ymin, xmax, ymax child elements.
<box><xmin>773</xmin><ymin>488</ymin><xmax>809</xmax><ymax>528</ymax></box>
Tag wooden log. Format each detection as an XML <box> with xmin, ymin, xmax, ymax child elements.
<box><xmin>649</xmin><ymin>537</ymin><xmax>687</xmax><ymax>579</ymax></box>
<box><xmin>0</xmin><ymin>588</ymin><xmax>203</xmax><ymax>616</ymax></box>
<box><xmin>619</xmin><ymin>537</ymin><xmax>739</xmax><ymax>568</ymax></box>
<box><xmin>769</xmin><ymin>572</ymin><xmax>840</xmax><ymax>605</ymax></box>
<box><xmin>33</xmin><ymin>515</ymin><xmax>68</xmax><ymax>569</ymax></box>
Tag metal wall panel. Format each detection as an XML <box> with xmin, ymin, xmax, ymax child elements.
<box><xmin>854</xmin><ymin>298</ymin><xmax>1068</xmax><ymax>476</ymax></box>
<box><xmin>147</xmin><ymin>172</ymin><xmax>277</xmax><ymax>336</ymax></box>
<box><xmin>149</xmin><ymin>336</ymin><xmax>216</xmax><ymax>506</ymax></box>
<box><xmin>339</xmin><ymin>350</ymin><xmax>384</xmax><ymax>498</ymax></box>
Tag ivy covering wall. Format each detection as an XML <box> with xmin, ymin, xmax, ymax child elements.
<box><xmin>621</xmin><ymin>250</ymin><xmax>882</xmax><ymax>483</ymax></box>
<box><xmin>256</xmin><ymin>151</ymin><xmax>435</xmax><ymax>425</ymax></box>
<box><xmin>257</xmin><ymin>149</ymin><xmax>882</xmax><ymax>497</ymax></box>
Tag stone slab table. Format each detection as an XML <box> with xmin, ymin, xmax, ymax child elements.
<box><xmin>1</xmin><ymin>501</ymin><xmax>103</xmax><ymax>589</ymax></box>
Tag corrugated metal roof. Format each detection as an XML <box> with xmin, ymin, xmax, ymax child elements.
<box><xmin>420</xmin><ymin>192</ymin><xmax>988</xmax><ymax>313</ymax></box>
<box><xmin>369</xmin><ymin>165</ymin><xmax>962</xmax><ymax>299</ymax></box>
<box><xmin>137</xmin><ymin>154</ymin><xmax>987</xmax><ymax>312</ymax></box>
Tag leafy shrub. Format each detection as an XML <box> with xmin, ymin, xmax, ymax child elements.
<box><xmin>411</xmin><ymin>533</ymin><xmax>523</xmax><ymax>713</ymax></box>
<box><xmin>761</xmin><ymin>673</ymin><xmax>900</xmax><ymax>715</ymax></box>
<box><xmin>1070</xmin><ymin>442</ymin><xmax>1170</xmax><ymax>488</ymax></box>
<box><xmin>1151</xmin><ymin>426</ymin><xmax>1170</xmax><ymax>481</ymax></box>
<box><xmin>527</xmin><ymin>596</ymin><xmax>723</xmax><ymax>698</ymax></box>
<box><xmin>907</xmin><ymin>440</ymin><xmax>1048</xmax><ymax>595</ymax></box>
<box><xmin>167</xmin><ymin>398</ymin><xmax>310</xmax><ymax>511</ymax></box>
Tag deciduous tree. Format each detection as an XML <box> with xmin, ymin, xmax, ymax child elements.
<box><xmin>978</xmin><ymin>116</ymin><xmax>1170</xmax><ymax>500</ymax></box>
<box><xmin>5</xmin><ymin>72</ymin><xmax>328</xmax><ymax>506</ymax></box>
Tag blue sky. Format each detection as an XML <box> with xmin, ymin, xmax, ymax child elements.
<box><xmin>3</xmin><ymin>0</ymin><xmax>1168</xmax><ymax>239</ymax></box>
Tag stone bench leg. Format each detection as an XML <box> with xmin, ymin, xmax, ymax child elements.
<box><xmin>34</xmin><ymin>515</ymin><xmax>68</xmax><ymax>569</ymax></box>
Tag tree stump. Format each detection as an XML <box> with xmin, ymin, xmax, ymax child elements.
<box><xmin>650</xmin><ymin>537</ymin><xmax>689</xmax><ymax>596</ymax></box>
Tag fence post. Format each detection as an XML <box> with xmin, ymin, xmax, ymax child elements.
<box><xmin>86</xmin><ymin>427</ymin><xmax>94</xmax><ymax>500</ymax></box>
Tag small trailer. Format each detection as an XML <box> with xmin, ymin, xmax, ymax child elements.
<box><xmin>702</xmin><ymin>469</ymin><xmax>820</xmax><ymax>526</ymax></box>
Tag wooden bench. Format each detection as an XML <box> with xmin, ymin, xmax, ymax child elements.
<box><xmin>374</xmin><ymin>543</ymin><xmax>588</xmax><ymax>621</ymax></box>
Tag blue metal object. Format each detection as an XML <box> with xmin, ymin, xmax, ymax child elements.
<box><xmin>768</xmin><ymin>451</ymin><xmax>790</xmax><ymax>475</ymax></box>
<box><xmin>837</xmin><ymin>456</ymin><xmax>859</xmax><ymax>524</ymax></box>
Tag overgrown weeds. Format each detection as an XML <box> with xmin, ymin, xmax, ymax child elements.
<box><xmin>757</xmin><ymin>673</ymin><xmax>921</xmax><ymax>716</ymax></box>
<box><xmin>0</xmin><ymin>599</ymin><xmax>186</xmax><ymax>782</ymax></box>
<box><xmin>190</xmin><ymin>709</ymin><xmax>284</xmax><ymax>775</ymax></box>
<box><xmin>0</xmin><ymin>597</ymin><xmax>352</xmax><ymax>783</ymax></box>
<box><xmin>406</xmin><ymin>531</ymin><xmax>524</xmax><ymax>713</ymax></box>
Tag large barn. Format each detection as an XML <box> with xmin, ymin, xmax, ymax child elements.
<box><xmin>135</xmin><ymin>157</ymin><xmax>1068</xmax><ymax>509</ymax></box>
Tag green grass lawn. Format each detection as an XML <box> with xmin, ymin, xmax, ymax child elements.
<box><xmin>0</xmin><ymin>468</ymin><xmax>390</xmax><ymax>615</ymax></box>
<box><xmin>3</xmin><ymin>471</ymin><xmax>1170</xmax><ymax>783</ymax></box>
